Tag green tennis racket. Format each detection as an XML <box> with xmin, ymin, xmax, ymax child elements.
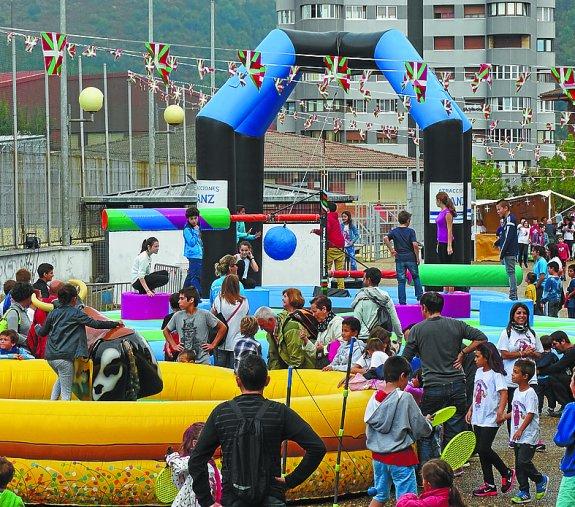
<box><xmin>430</xmin><ymin>406</ymin><xmax>457</xmax><ymax>427</ymax></box>
<box><xmin>155</xmin><ymin>466</ymin><xmax>179</xmax><ymax>504</ymax></box>
<box><xmin>440</xmin><ymin>430</ymin><xmax>476</xmax><ymax>471</ymax></box>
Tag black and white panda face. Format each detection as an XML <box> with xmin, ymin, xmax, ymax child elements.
<box><xmin>92</xmin><ymin>346</ymin><xmax>125</xmax><ymax>401</ymax></box>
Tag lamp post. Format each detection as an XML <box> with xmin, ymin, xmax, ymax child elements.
<box><xmin>157</xmin><ymin>104</ymin><xmax>184</xmax><ymax>186</ymax></box>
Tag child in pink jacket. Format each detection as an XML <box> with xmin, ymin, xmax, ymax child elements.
<box><xmin>397</xmin><ymin>459</ymin><xmax>466</xmax><ymax>507</ymax></box>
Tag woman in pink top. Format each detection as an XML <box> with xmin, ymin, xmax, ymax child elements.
<box><xmin>435</xmin><ymin>192</ymin><xmax>456</xmax><ymax>264</ymax></box>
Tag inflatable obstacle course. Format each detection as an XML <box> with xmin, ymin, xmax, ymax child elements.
<box><xmin>419</xmin><ymin>264</ymin><xmax>523</xmax><ymax>287</ymax></box>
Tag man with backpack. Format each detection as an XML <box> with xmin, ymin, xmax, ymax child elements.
<box><xmin>188</xmin><ymin>354</ymin><xmax>326</xmax><ymax>507</ymax></box>
<box><xmin>351</xmin><ymin>267</ymin><xmax>403</xmax><ymax>343</ymax></box>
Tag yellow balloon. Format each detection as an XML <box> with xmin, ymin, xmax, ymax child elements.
<box><xmin>78</xmin><ymin>87</ymin><xmax>103</xmax><ymax>113</ymax></box>
<box><xmin>163</xmin><ymin>104</ymin><xmax>185</xmax><ymax>125</ymax></box>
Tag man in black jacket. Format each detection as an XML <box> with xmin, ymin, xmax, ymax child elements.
<box><xmin>539</xmin><ymin>331</ymin><xmax>575</xmax><ymax>412</ymax></box>
<box><xmin>188</xmin><ymin>354</ymin><xmax>326</xmax><ymax>507</ymax></box>
<box><xmin>495</xmin><ymin>199</ymin><xmax>519</xmax><ymax>300</ymax></box>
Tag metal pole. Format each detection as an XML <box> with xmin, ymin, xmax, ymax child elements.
<box><xmin>182</xmin><ymin>89</ymin><xmax>188</xmax><ymax>180</ymax></box>
<box><xmin>60</xmin><ymin>0</ymin><xmax>70</xmax><ymax>246</ymax></box>
<box><xmin>128</xmin><ymin>80</ymin><xmax>134</xmax><ymax>189</ymax></box>
<box><xmin>148</xmin><ymin>0</ymin><xmax>156</xmax><ymax>187</ymax></box>
<box><xmin>103</xmin><ymin>63</ymin><xmax>110</xmax><ymax>193</ymax></box>
<box><xmin>210</xmin><ymin>0</ymin><xmax>215</xmax><ymax>95</ymax></box>
<box><xmin>78</xmin><ymin>55</ymin><xmax>86</xmax><ymax>197</ymax></box>
<box><xmin>11</xmin><ymin>35</ymin><xmax>19</xmax><ymax>247</ymax></box>
<box><xmin>44</xmin><ymin>72</ymin><xmax>52</xmax><ymax>245</ymax></box>
<box><xmin>166</xmin><ymin>130</ymin><xmax>171</xmax><ymax>187</ymax></box>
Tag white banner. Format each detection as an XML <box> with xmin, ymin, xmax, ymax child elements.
<box><xmin>196</xmin><ymin>180</ymin><xmax>228</xmax><ymax>208</ymax></box>
<box><xmin>429</xmin><ymin>182</ymin><xmax>464</xmax><ymax>224</ymax></box>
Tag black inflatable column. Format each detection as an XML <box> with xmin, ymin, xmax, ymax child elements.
<box><xmin>423</xmin><ymin>119</ymin><xmax>464</xmax><ymax>264</ymax></box>
<box><xmin>196</xmin><ymin>116</ymin><xmax>237</xmax><ymax>297</ymax></box>
<box><xmin>462</xmin><ymin>129</ymin><xmax>473</xmax><ymax>264</ymax></box>
<box><xmin>235</xmin><ymin>133</ymin><xmax>264</xmax><ymax>286</ymax></box>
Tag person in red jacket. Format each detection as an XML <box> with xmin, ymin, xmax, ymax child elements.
<box><xmin>26</xmin><ymin>279</ymin><xmax>62</xmax><ymax>358</ymax></box>
<box><xmin>313</xmin><ymin>202</ymin><xmax>346</xmax><ymax>289</ymax></box>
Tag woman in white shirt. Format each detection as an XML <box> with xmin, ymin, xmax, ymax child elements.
<box><xmin>564</xmin><ymin>220</ymin><xmax>575</xmax><ymax>258</ymax></box>
<box><xmin>131</xmin><ymin>237</ymin><xmax>169</xmax><ymax>296</ymax></box>
<box><xmin>517</xmin><ymin>219</ymin><xmax>531</xmax><ymax>268</ymax></box>
<box><xmin>211</xmin><ymin>274</ymin><xmax>249</xmax><ymax>369</ymax></box>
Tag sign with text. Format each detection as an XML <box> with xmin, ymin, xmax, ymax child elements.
<box><xmin>429</xmin><ymin>182</ymin><xmax>464</xmax><ymax>224</ymax></box>
<box><xmin>196</xmin><ymin>180</ymin><xmax>228</xmax><ymax>208</ymax></box>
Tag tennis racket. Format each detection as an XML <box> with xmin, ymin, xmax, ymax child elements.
<box><xmin>430</xmin><ymin>406</ymin><xmax>457</xmax><ymax>427</ymax></box>
<box><xmin>155</xmin><ymin>466</ymin><xmax>179</xmax><ymax>504</ymax></box>
<box><xmin>440</xmin><ymin>430</ymin><xmax>476</xmax><ymax>471</ymax></box>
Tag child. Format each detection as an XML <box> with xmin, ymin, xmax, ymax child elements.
<box><xmin>505</xmin><ymin>359</ymin><xmax>549</xmax><ymax>504</ymax></box>
<box><xmin>536</xmin><ymin>334</ymin><xmax>559</xmax><ymax>416</ymax></box>
<box><xmin>524</xmin><ymin>272</ymin><xmax>536</xmax><ymax>305</ymax></box>
<box><xmin>0</xmin><ymin>457</ymin><xmax>24</xmax><ymax>506</ymax></box>
<box><xmin>465</xmin><ymin>342</ymin><xmax>514</xmax><ymax>497</ymax></box>
<box><xmin>565</xmin><ymin>264</ymin><xmax>575</xmax><ymax>319</ymax></box>
<box><xmin>37</xmin><ymin>284</ymin><xmax>123</xmax><ymax>401</ymax></box>
<box><xmin>554</xmin><ymin>371</ymin><xmax>575</xmax><ymax>507</ymax></box>
<box><xmin>163</xmin><ymin>287</ymin><xmax>226</xmax><ymax>365</ymax></box>
<box><xmin>541</xmin><ymin>261</ymin><xmax>563</xmax><ymax>317</ymax></box>
<box><xmin>177</xmin><ymin>350</ymin><xmax>196</xmax><ymax>363</ymax></box>
<box><xmin>166</xmin><ymin>422</ymin><xmax>221</xmax><ymax>507</ymax></box>
<box><xmin>364</xmin><ymin>356</ymin><xmax>433</xmax><ymax>505</ymax></box>
<box><xmin>558</xmin><ymin>235</ymin><xmax>570</xmax><ymax>277</ymax></box>
<box><xmin>234</xmin><ymin>241</ymin><xmax>259</xmax><ymax>289</ymax></box>
<box><xmin>182</xmin><ymin>206</ymin><xmax>203</xmax><ymax>293</ymax></box>
<box><xmin>397</xmin><ymin>459</ymin><xmax>466</xmax><ymax>507</ymax></box>
<box><xmin>162</xmin><ymin>292</ymin><xmax>181</xmax><ymax>361</ymax></box>
<box><xmin>369</xmin><ymin>326</ymin><xmax>394</xmax><ymax>356</ymax></box>
<box><xmin>383</xmin><ymin>210</ymin><xmax>423</xmax><ymax>305</ymax></box>
<box><xmin>352</xmin><ymin>337</ymin><xmax>390</xmax><ymax>375</ymax></box>
<box><xmin>0</xmin><ymin>330</ymin><xmax>33</xmax><ymax>360</ymax></box>
<box><xmin>323</xmin><ymin>317</ymin><xmax>365</xmax><ymax>372</ymax></box>
<box><xmin>233</xmin><ymin>316</ymin><xmax>262</xmax><ymax>371</ymax></box>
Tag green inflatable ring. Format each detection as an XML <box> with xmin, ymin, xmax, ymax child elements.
<box><xmin>419</xmin><ymin>264</ymin><xmax>522</xmax><ymax>287</ymax></box>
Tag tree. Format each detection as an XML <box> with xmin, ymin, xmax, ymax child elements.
<box><xmin>471</xmin><ymin>157</ymin><xmax>508</xmax><ymax>199</ymax></box>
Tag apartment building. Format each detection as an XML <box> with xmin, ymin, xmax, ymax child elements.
<box><xmin>275</xmin><ymin>1</ymin><xmax>556</xmax><ymax>177</ymax></box>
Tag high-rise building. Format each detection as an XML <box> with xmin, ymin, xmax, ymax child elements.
<box><xmin>276</xmin><ymin>1</ymin><xmax>556</xmax><ymax>178</ymax></box>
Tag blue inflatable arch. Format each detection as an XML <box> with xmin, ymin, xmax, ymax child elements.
<box><xmin>196</xmin><ymin>29</ymin><xmax>472</xmax><ymax>293</ymax></box>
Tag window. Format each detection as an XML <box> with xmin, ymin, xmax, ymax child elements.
<box><xmin>285</xmin><ymin>101</ymin><xmax>296</xmax><ymax>114</ymax></box>
<box><xmin>301</xmin><ymin>72</ymin><xmax>323</xmax><ymax>82</ymax></box>
<box><xmin>493</xmin><ymin>65</ymin><xmax>529</xmax><ymax>80</ymax></box>
<box><xmin>490</xmin><ymin>96</ymin><xmax>531</xmax><ymax>111</ymax></box>
<box><xmin>376</xmin><ymin>5</ymin><xmax>397</xmax><ymax>20</ymax></box>
<box><xmin>463</xmin><ymin>98</ymin><xmax>484</xmax><ymax>112</ymax></box>
<box><xmin>346</xmin><ymin>131</ymin><xmax>365</xmax><ymax>144</ymax></box>
<box><xmin>537</xmin><ymin>39</ymin><xmax>553</xmax><ymax>52</ymax></box>
<box><xmin>374</xmin><ymin>98</ymin><xmax>397</xmax><ymax>112</ymax></box>
<box><xmin>488</xmin><ymin>2</ymin><xmax>529</xmax><ymax>17</ymax></box>
<box><xmin>277</xmin><ymin>10</ymin><xmax>295</xmax><ymax>24</ymax></box>
<box><xmin>491</xmin><ymin>128</ymin><xmax>531</xmax><ymax>143</ymax></box>
<box><xmin>434</xmin><ymin>5</ymin><xmax>454</xmax><ymax>19</ymax></box>
<box><xmin>488</xmin><ymin>34</ymin><xmax>529</xmax><ymax>49</ymax></box>
<box><xmin>434</xmin><ymin>36</ymin><xmax>455</xmax><ymax>50</ymax></box>
<box><xmin>537</xmin><ymin>7</ymin><xmax>554</xmax><ymax>22</ymax></box>
<box><xmin>537</xmin><ymin>69</ymin><xmax>554</xmax><ymax>83</ymax></box>
<box><xmin>464</xmin><ymin>5</ymin><xmax>485</xmax><ymax>18</ymax></box>
<box><xmin>346</xmin><ymin>99</ymin><xmax>369</xmax><ymax>113</ymax></box>
<box><xmin>377</xmin><ymin>129</ymin><xmax>398</xmax><ymax>144</ymax></box>
<box><xmin>301</xmin><ymin>4</ymin><xmax>342</xmax><ymax>19</ymax></box>
<box><xmin>345</xmin><ymin>5</ymin><xmax>367</xmax><ymax>20</ymax></box>
<box><xmin>537</xmin><ymin>130</ymin><xmax>555</xmax><ymax>144</ymax></box>
<box><xmin>496</xmin><ymin>160</ymin><xmax>529</xmax><ymax>174</ymax></box>
<box><xmin>537</xmin><ymin>100</ymin><xmax>555</xmax><ymax>113</ymax></box>
<box><xmin>464</xmin><ymin>35</ymin><xmax>485</xmax><ymax>49</ymax></box>
<box><xmin>464</xmin><ymin>66</ymin><xmax>481</xmax><ymax>80</ymax></box>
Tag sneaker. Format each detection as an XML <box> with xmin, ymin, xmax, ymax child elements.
<box><xmin>501</xmin><ymin>469</ymin><xmax>516</xmax><ymax>494</ymax></box>
<box><xmin>535</xmin><ymin>475</ymin><xmax>549</xmax><ymax>500</ymax></box>
<box><xmin>535</xmin><ymin>441</ymin><xmax>546</xmax><ymax>452</ymax></box>
<box><xmin>473</xmin><ymin>483</ymin><xmax>497</xmax><ymax>497</ymax></box>
<box><xmin>511</xmin><ymin>491</ymin><xmax>532</xmax><ymax>504</ymax></box>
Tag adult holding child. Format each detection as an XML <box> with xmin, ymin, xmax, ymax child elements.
<box><xmin>131</xmin><ymin>237</ymin><xmax>169</xmax><ymax>296</ymax></box>
<box><xmin>211</xmin><ymin>274</ymin><xmax>249</xmax><ymax>369</ymax></box>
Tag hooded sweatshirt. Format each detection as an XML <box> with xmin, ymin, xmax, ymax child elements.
<box><xmin>364</xmin><ymin>388</ymin><xmax>432</xmax><ymax>455</ymax></box>
<box><xmin>0</xmin><ymin>489</ymin><xmax>25</xmax><ymax>507</ymax></box>
<box><xmin>396</xmin><ymin>487</ymin><xmax>451</xmax><ymax>507</ymax></box>
<box><xmin>351</xmin><ymin>287</ymin><xmax>403</xmax><ymax>341</ymax></box>
<box><xmin>554</xmin><ymin>402</ymin><xmax>575</xmax><ymax>477</ymax></box>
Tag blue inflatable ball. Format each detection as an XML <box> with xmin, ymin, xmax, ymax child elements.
<box><xmin>263</xmin><ymin>225</ymin><xmax>297</xmax><ymax>261</ymax></box>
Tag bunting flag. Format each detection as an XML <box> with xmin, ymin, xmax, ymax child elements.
<box><xmin>408</xmin><ymin>128</ymin><xmax>419</xmax><ymax>145</ymax></box>
<box><xmin>402</xmin><ymin>95</ymin><xmax>411</xmax><ymax>112</ymax></box>
<box><xmin>551</xmin><ymin>67</ymin><xmax>575</xmax><ymax>103</ymax></box>
<box><xmin>7</xmin><ymin>32</ymin><xmax>14</xmax><ymax>44</ymax></box>
<box><xmin>397</xmin><ymin>111</ymin><xmax>405</xmax><ymax>123</ymax></box>
<box><xmin>489</xmin><ymin>120</ymin><xmax>498</xmax><ymax>131</ymax></box>
<box><xmin>333</xmin><ymin>117</ymin><xmax>342</xmax><ymax>133</ymax></box>
<box><xmin>317</xmin><ymin>78</ymin><xmax>329</xmax><ymax>98</ymax></box>
<box><xmin>440</xmin><ymin>71</ymin><xmax>452</xmax><ymax>91</ymax></box>
<box><xmin>277</xmin><ymin>110</ymin><xmax>285</xmax><ymax>124</ymax></box>
<box><xmin>359</xmin><ymin>129</ymin><xmax>366</xmax><ymax>140</ymax></box>
<box><xmin>348</xmin><ymin>105</ymin><xmax>357</xmax><ymax>117</ymax></box>
<box><xmin>196</xmin><ymin>59</ymin><xmax>214</xmax><ymax>80</ymax></box>
<box><xmin>520</xmin><ymin>108</ymin><xmax>533</xmax><ymax>126</ymax></box>
<box><xmin>359</xmin><ymin>70</ymin><xmax>372</xmax><ymax>99</ymax></box>
<box><xmin>546</xmin><ymin>122</ymin><xmax>553</xmax><ymax>131</ymax></box>
<box><xmin>404</xmin><ymin>61</ymin><xmax>427</xmax><ymax>102</ymax></box>
<box><xmin>515</xmin><ymin>71</ymin><xmax>530</xmax><ymax>93</ymax></box>
<box><xmin>534</xmin><ymin>145</ymin><xmax>541</xmax><ymax>162</ymax></box>
<box><xmin>147</xmin><ymin>77</ymin><xmax>159</xmax><ymax>93</ymax></box>
<box><xmin>274</xmin><ymin>78</ymin><xmax>284</xmax><ymax>95</ymax></box>
<box><xmin>236</xmin><ymin>72</ymin><xmax>247</xmax><ymax>87</ymax></box>
<box><xmin>24</xmin><ymin>35</ymin><xmax>38</xmax><ymax>52</ymax></box>
<box><xmin>442</xmin><ymin>99</ymin><xmax>452</xmax><ymax>115</ymax></box>
<box><xmin>292</xmin><ymin>111</ymin><xmax>298</xmax><ymax>120</ymax></box>
<box><xmin>471</xmin><ymin>63</ymin><xmax>492</xmax><ymax>93</ymax></box>
<box><xmin>238</xmin><ymin>50</ymin><xmax>266</xmax><ymax>89</ymax></box>
<box><xmin>66</xmin><ymin>43</ymin><xmax>76</xmax><ymax>58</ymax></box>
<box><xmin>287</xmin><ymin>65</ymin><xmax>300</xmax><ymax>84</ymax></box>
<box><xmin>373</xmin><ymin>106</ymin><xmax>381</xmax><ymax>118</ymax></box>
<box><xmin>508</xmin><ymin>148</ymin><xmax>516</xmax><ymax>159</ymax></box>
<box><xmin>127</xmin><ymin>71</ymin><xmax>136</xmax><ymax>83</ymax></box>
<box><xmin>109</xmin><ymin>48</ymin><xmax>123</xmax><ymax>61</ymax></box>
<box><xmin>560</xmin><ymin>112</ymin><xmax>571</xmax><ymax>127</ymax></box>
<box><xmin>482</xmin><ymin>103</ymin><xmax>491</xmax><ymax>119</ymax></box>
<box><xmin>557</xmin><ymin>148</ymin><xmax>567</xmax><ymax>161</ymax></box>
<box><xmin>227</xmin><ymin>61</ymin><xmax>238</xmax><ymax>76</ymax></box>
<box><xmin>324</xmin><ymin>55</ymin><xmax>350</xmax><ymax>92</ymax></box>
<box><xmin>366</xmin><ymin>122</ymin><xmax>373</xmax><ymax>131</ymax></box>
<box><xmin>198</xmin><ymin>92</ymin><xmax>208</xmax><ymax>108</ymax></box>
<box><xmin>40</xmin><ymin>32</ymin><xmax>67</xmax><ymax>76</ymax></box>
<box><xmin>145</xmin><ymin>42</ymin><xmax>173</xmax><ymax>83</ymax></box>
<box><xmin>82</xmin><ymin>45</ymin><xmax>97</xmax><ymax>57</ymax></box>
<box><xmin>303</xmin><ymin>116</ymin><xmax>313</xmax><ymax>130</ymax></box>
<box><xmin>320</xmin><ymin>191</ymin><xmax>330</xmax><ymax>213</ymax></box>
<box><xmin>485</xmin><ymin>146</ymin><xmax>494</xmax><ymax>157</ymax></box>
<box><xmin>349</xmin><ymin>119</ymin><xmax>357</xmax><ymax>129</ymax></box>
<box><xmin>167</xmin><ymin>56</ymin><xmax>178</xmax><ymax>72</ymax></box>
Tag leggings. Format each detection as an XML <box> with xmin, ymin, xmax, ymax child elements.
<box><xmin>48</xmin><ymin>359</ymin><xmax>74</xmax><ymax>401</ymax></box>
<box><xmin>474</xmin><ymin>425</ymin><xmax>511</xmax><ymax>485</ymax></box>
<box><xmin>132</xmin><ymin>270</ymin><xmax>169</xmax><ymax>294</ymax></box>
<box><xmin>517</xmin><ymin>243</ymin><xmax>529</xmax><ymax>266</ymax></box>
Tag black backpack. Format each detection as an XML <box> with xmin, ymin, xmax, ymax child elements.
<box><xmin>360</xmin><ymin>292</ymin><xmax>392</xmax><ymax>332</ymax></box>
<box><xmin>228</xmin><ymin>399</ymin><xmax>272</xmax><ymax>505</ymax></box>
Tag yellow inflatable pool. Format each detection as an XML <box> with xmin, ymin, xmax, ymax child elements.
<box><xmin>0</xmin><ymin>361</ymin><xmax>372</xmax><ymax>505</ymax></box>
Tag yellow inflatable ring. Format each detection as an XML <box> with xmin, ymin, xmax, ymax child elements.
<box><xmin>0</xmin><ymin>361</ymin><xmax>372</xmax><ymax>505</ymax></box>
<box><xmin>30</xmin><ymin>279</ymin><xmax>88</xmax><ymax>312</ymax></box>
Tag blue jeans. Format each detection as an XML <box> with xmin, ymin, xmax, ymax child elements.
<box><xmin>372</xmin><ymin>461</ymin><xmax>417</xmax><ymax>502</ymax></box>
<box><xmin>502</xmin><ymin>256</ymin><xmax>518</xmax><ymax>300</ymax></box>
<box><xmin>419</xmin><ymin>380</ymin><xmax>467</xmax><ymax>465</ymax></box>
<box><xmin>184</xmin><ymin>258</ymin><xmax>202</xmax><ymax>293</ymax></box>
<box><xmin>345</xmin><ymin>245</ymin><xmax>357</xmax><ymax>271</ymax></box>
<box><xmin>396</xmin><ymin>260</ymin><xmax>423</xmax><ymax>305</ymax></box>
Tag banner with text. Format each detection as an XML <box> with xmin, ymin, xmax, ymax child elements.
<box><xmin>196</xmin><ymin>180</ymin><xmax>228</xmax><ymax>208</ymax></box>
<box><xmin>429</xmin><ymin>182</ymin><xmax>464</xmax><ymax>224</ymax></box>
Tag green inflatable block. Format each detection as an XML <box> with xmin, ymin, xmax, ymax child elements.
<box><xmin>103</xmin><ymin>209</ymin><xmax>140</xmax><ymax>232</ymax></box>
<box><xmin>419</xmin><ymin>264</ymin><xmax>523</xmax><ymax>287</ymax></box>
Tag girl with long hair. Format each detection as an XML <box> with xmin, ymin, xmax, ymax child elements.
<box><xmin>166</xmin><ymin>422</ymin><xmax>221</xmax><ymax>506</ymax></box>
<box><xmin>466</xmin><ymin>342</ymin><xmax>514</xmax><ymax>497</ymax></box>
<box><xmin>209</xmin><ymin>254</ymin><xmax>241</xmax><ymax>304</ymax></box>
<box><xmin>211</xmin><ymin>274</ymin><xmax>249</xmax><ymax>369</ymax></box>
<box><xmin>435</xmin><ymin>192</ymin><xmax>456</xmax><ymax>264</ymax></box>
<box><xmin>341</xmin><ymin>210</ymin><xmax>360</xmax><ymax>271</ymax></box>
<box><xmin>131</xmin><ymin>237</ymin><xmax>169</xmax><ymax>295</ymax></box>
